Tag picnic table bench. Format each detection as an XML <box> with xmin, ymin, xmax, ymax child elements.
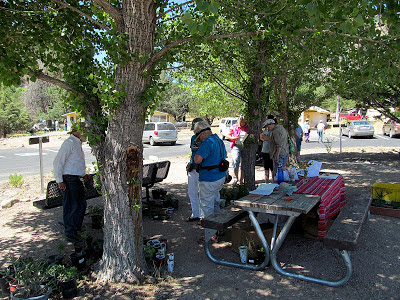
<box><xmin>33</xmin><ymin>174</ymin><xmax>101</xmax><ymax>209</ymax></box>
<box><xmin>142</xmin><ymin>160</ymin><xmax>171</xmax><ymax>202</ymax></box>
<box><xmin>324</xmin><ymin>194</ymin><xmax>372</xmax><ymax>251</ymax></box>
<box><xmin>33</xmin><ymin>160</ymin><xmax>171</xmax><ymax>209</ymax></box>
<box><xmin>200</xmin><ymin>189</ymin><xmax>372</xmax><ymax>286</ymax></box>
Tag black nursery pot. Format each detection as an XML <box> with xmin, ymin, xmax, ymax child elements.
<box><xmin>48</xmin><ymin>254</ymin><xmax>63</xmax><ymax>265</ymax></box>
<box><xmin>62</xmin><ymin>287</ymin><xmax>78</xmax><ymax>299</ymax></box>
<box><xmin>59</xmin><ymin>279</ymin><xmax>78</xmax><ymax>299</ymax></box>
<box><xmin>0</xmin><ymin>275</ymin><xmax>9</xmax><ymax>294</ymax></box>
<box><xmin>152</xmin><ymin>189</ymin><xmax>167</xmax><ymax>200</ymax></box>
<box><xmin>59</xmin><ymin>278</ymin><xmax>76</xmax><ymax>290</ymax></box>
<box><xmin>74</xmin><ymin>241</ymin><xmax>85</xmax><ymax>253</ymax></box>
<box><xmin>91</xmin><ymin>214</ymin><xmax>103</xmax><ymax>229</ymax></box>
<box><xmin>70</xmin><ymin>252</ymin><xmax>86</xmax><ymax>270</ymax></box>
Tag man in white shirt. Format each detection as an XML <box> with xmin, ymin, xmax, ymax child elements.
<box><xmin>53</xmin><ymin>126</ymin><xmax>90</xmax><ymax>241</ymax></box>
<box><xmin>317</xmin><ymin>120</ymin><xmax>325</xmax><ymax>143</ymax></box>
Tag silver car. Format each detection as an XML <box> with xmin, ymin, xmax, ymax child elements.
<box><xmin>142</xmin><ymin>122</ymin><xmax>178</xmax><ymax>146</ymax></box>
<box><xmin>342</xmin><ymin>120</ymin><xmax>374</xmax><ymax>138</ymax></box>
<box><xmin>382</xmin><ymin>120</ymin><xmax>400</xmax><ymax>138</ymax></box>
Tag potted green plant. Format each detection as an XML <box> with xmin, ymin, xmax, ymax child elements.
<box><xmin>7</xmin><ymin>254</ymin><xmax>52</xmax><ymax>300</ymax></box>
<box><xmin>245</xmin><ymin>238</ymin><xmax>258</xmax><ymax>264</ymax></box>
<box><xmin>164</xmin><ymin>193</ymin><xmax>179</xmax><ymax>209</ymax></box>
<box><xmin>46</xmin><ymin>265</ymin><xmax>78</xmax><ymax>299</ymax></box>
<box><xmin>48</xmin><ymin>243</ymin><xmax>66</xmax><ymax>266</ymax></box>
<box><xmin>87</xmin><ymin>205</ymin><xmax>104</xmax><ymax>229</ymax></box>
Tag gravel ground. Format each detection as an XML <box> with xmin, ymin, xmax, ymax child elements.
<box><xmin>1</xmin><ymin>134</ymin><xmax>400</xmax><ymax>299</ymax></box>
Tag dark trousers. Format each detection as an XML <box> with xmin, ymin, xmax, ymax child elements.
<box><xmin>62</xmin><ymin>175</ymin><xmax>87</xmax><ymax>236</ymax></box>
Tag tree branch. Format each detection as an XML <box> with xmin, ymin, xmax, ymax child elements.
<box><xmin>0</xmin><ymin>5</ymin><xmax>61</xmax><ymax>14</ymax></box>
<box><xmin>146</xmin><ymin>28</ymin><xmax>397</xmax><ymax>71</ymax></box>
<box><xmin>92</xmin><ymin>0</ymin><xmax>122</xmax><ymax>25</ymax></box>
<box><xmin>208</xmin><ymin>72</ymin><xmax>247</xmax><ymax>102</ymax></box>
<box><xmin>51</xmin><ymin>0</ymin><xmax>114</xmax><ymax>35</ymax></box>
<box><xmin>28</xmin><ymin>71</ymin><xmax>84</xmax><ymax>98</ymax></box>
<box><xmin>158</xmin><ymin>0</ymin><xmax>195</xmax><ymax>19</ymax></box>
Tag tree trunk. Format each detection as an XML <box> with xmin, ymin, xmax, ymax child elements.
<box><xmin>93</xmin><ymin>0</ymin><xmax>156</xmax><ymax>283</ymax></box>
<box><xmin>243</xmin><ymin>40</ymin><xmax>267</xmax><ymax>191</ymax></box>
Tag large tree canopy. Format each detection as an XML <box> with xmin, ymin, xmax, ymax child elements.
<box><xmin>1</xmin><ymin>0</ymin><xmax>399</xmax><ymax>283</ymax></box>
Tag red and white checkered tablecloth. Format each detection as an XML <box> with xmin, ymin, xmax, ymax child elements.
<box><xmin>295</xmin><ymin>175</ymin><xmax>346</xmax><ymax>238</ymax></box>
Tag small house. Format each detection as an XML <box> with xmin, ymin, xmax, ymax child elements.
<box><xmin>298</xmin><ymin>106</ymin><xmax>330</xmax><ymax>128</ymax></box>
<box><xmin>62</xmin><ymin>112</ymin><xmax>83</xmax><ymax>131</ymax></box>
<box><xmin>147</xmin><ymin>111</ymin><xmax>173</xmax><ymax>122</ymax></box>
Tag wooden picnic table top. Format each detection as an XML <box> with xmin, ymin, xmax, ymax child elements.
<box><xmin>234</xmin><ymin>191</ymin><xmax>321</xmax><ymax>216</ymax></box>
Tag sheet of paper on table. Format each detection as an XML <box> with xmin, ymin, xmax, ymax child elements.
<box><xmin>249</xmin><ymin>183</ymin><xmax>279</xmax><ymax>196</ymax></box>
<box><xmin>318</xmin><ymin>173</ymin><xmax>339</xmax><ymax>179</ymax></box>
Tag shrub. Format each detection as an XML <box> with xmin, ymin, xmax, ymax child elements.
<box><xmin>9</xmin><ymin>173</ymin><xmax>23</xmax><ymax>187</ymax></box>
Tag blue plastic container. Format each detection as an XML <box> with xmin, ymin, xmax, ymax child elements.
<box><xmin>277</xmin><ymin>164</ymin><xmax>284</xmax><ymax>184</ymax></box>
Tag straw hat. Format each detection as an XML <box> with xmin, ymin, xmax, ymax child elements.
<box><xmin>191</xmin><ymin>118</ymin><xmax>204</xmax><ymax>131</ymax></box>
<box><xmin>193</xmin><ymin>120</ymin><xmax>211</xmax><ymax>135</ymax></box>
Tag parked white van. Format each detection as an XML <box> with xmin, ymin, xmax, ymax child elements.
<box><xmin>142</xmin><ymin>122</ymin><xmax>178</xmax><ymax>146</ymax></box>
<box><xmin>218</xmin><ymin>117</ymin><xmax>237</xmax><ymax>140</ymax></box>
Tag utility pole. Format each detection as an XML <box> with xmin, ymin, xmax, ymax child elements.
<box><xmin>336</xmin><ymin>95</ymin><xmax>342</xmax><ymax>153</ymax></box>
<box><xmin>29</xmin><ymin>136</ymin><xmax>49</xmax><ymax>194</ymax></box>
<box><xmin>335</xmin><ymin>95</ymin><xmax>340</xmax><ymax>125</ymax></box>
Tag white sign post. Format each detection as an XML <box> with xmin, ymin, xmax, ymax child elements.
<box><xmin>29</xmin><ymin>136</ymin><xmax>49</xmax><ymax>194</ymax></box>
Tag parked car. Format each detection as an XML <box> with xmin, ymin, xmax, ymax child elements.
<box><xmin>142</xmin><ymin>122</ymin><xmax>178</xmax><ymax>146</ymax></box>
<box><xmin>218</xmin><ymin>117</ymin><xmax>237</xmax><ymax>140</ymax></box>
<box><xmin>339</xmin><ymin>112</ymin><xmax>364</xmax><ymax>121</ymax></box>
<box><xmin>382</xmin><ymin>120</ymin><xmax>400</xmax><ymax>138</ymax></box>
<box><xmin>175</xmin><ymin>121</ymin><xmax>188</xmax><ymax>128</ymax></box>
<box><xmin>341</xmin><ymin>120</ymin><xmax>374</xmax><ymax>138</ymax></box>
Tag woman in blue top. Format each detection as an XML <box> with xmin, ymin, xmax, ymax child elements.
<box><xmin>194</xmin><ymin>121</ymin><xmax>227</xmax><ymax>219</ymax></box>
<box><xmin>186</xmin><ymin>118</ymin><xmax>204</xmax><ymax>222</ymax></box>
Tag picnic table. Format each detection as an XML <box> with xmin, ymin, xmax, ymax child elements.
<box><xmin>234</xmin><ymin>174</ymin><xmax>350</xmax><ymax>286</ymax></box>
<box><xmin>202</xmin><ymin>174</ymin><xmax>353</xmax><ymax>286</ymax></box>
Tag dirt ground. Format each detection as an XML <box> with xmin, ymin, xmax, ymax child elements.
<box><xmin>1</xmin><ymin>133</ymin><xmax>400</xmax><ymax>300</ymax></box>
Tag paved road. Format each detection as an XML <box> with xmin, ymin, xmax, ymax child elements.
<box><xmin>0</xmin><ymin>132</ymin><xmax>398</xmax><ymax>181</ymax></box>
<box><xmin>302</xmin><ymin>130</ymin><xmax>400</xmax><ymax>151</ymax></box>
<box><xmin>0</xmin><ymin>137</ymin><xmax>191</xmax><ymax>181</ymax></box>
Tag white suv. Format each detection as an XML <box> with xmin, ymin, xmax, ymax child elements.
<box><xmin>218</xmin><ymin>117</ymin><xmax>237</xmax><ymax>140</ymax></box>
<box><xmin>142</xmin><ymin>122</ymin><xmax>178</xmax><ymax>146</ymax></box>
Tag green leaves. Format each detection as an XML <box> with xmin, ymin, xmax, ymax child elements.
<box><xmin>196</xmin><ymin>0</ymin><xmax>220</xmax><ymax>14</ymax></box>
<box><xmin>180</xmin><ymin>0</ymin><xmax>220</xmax><ymax>36</ymax></box>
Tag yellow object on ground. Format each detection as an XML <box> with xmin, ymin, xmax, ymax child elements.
<box><xmin>371</xmin><ymin>182</ymin><xmax>400</xmax><ymax>202</ymax></box>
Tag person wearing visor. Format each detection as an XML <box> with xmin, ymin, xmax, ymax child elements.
<box><xmin>186</xmin><ymin>117</ymin><xmax>204</xmax><ymax>222</ymax></box>
<box><xmin>193</xmin><ymin>121</ymin><xmax>227</xmax><ymax>221</ymax></box>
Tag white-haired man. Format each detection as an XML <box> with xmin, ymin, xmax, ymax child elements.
<box><xmin>265</xmin><ymin>119</ymin><xmax>289</xmax><ymax>174</ymax></box>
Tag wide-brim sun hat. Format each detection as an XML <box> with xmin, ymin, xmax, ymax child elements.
<box><xmin>193</xmin><ymin>120</ymin><xmax>211</xmax><ymax>135</ymax></box>
<box><xmin>67</xmin><ymin>129</ymin><xmax>78</xmax><ymax>134</ymax></box>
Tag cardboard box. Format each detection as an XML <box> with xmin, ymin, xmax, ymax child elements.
<box><xmin>231</xmin><ymin>223</ymin><xmax>279</xmax><ymax>254</ymax></box>
<box><xmin>371</xmin><ymin>182</ymin><xmax>400</xmax><ymax>202</ymax></box>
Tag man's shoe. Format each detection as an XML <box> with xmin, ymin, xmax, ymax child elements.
<box><xmin>186</xmin><ymin>216</ymin><xmax>200</xmax><ymax>222</ymax></box>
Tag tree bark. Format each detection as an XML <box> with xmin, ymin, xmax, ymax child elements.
<box><xmin>93</xmin><ymin>0</ymin><xmax>156</xmax><ymax>283</ymax></box>
<box><xmin>243</xmin><ymin>40</ymin><xmax>267</xmax><ymax>191</ymax></box>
